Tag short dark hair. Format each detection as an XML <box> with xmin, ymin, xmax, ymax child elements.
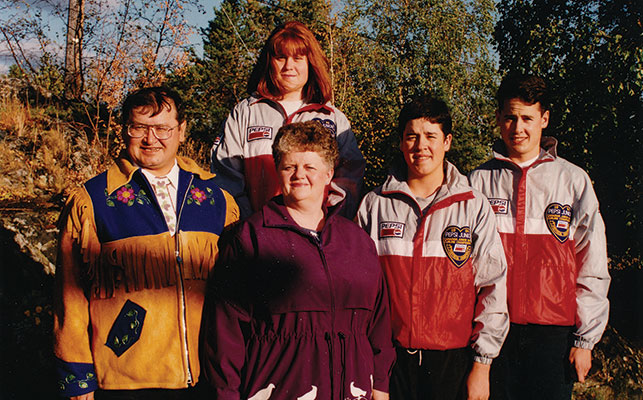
<box><xmin>496</xmin><ymin>73</ymin><xmax>549</xmax><ymax>111</ymax></box>
<box><xmin>398</xmin><ymin>94</ymin><xmax>452</xmax><ymax>139</ymax></box>
<box><xmin>121</xmin><ymin>87</ymin><xmax>185</xmax><ymax>126</ymax></box>
<box><xmin>273</xmin><ymin>121</ymin><xmax>339</xmax><ymax>168</ymax></box>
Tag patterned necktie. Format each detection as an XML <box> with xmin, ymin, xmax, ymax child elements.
<box><xmin>150</xmin><ymin>176</ymin><xmax>177</xmax><ymax>235</ymax></box>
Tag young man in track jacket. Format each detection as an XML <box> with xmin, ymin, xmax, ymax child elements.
<box><xmin>357</xmin><ymin>95</ymin><xmax>509</xmax><ymax>400</ymax></box>
<box><xmin>468</xmin><ymin>74</ymin><xmax>610</xmax><ymax>399</ymax></box>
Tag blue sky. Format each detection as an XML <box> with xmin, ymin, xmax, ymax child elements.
<box><xmin>0</xmin><ymin>0</ymin><xmax>220</xmax><ymax>75</ymax></box>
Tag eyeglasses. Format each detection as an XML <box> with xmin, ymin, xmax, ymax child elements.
<box><xmin>126</xmin><ymin>124</ymin><xmax>179</xmax><ymax>140</ymax></box>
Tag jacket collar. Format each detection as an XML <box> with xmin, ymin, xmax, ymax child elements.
<box><xmin>248</xmin><ymin>93</ymin><xmax>334</xmax><ymax>115</ymax></box>
<box><xmin>106</xmin><ymin>151</ymin><xmax>214</xmax><ymax>194</ymax></box>
<box><xmin>382</xmin><ymin>160</ymin><xmax>472</xmax><ymax>204</ymax></box>
<box><xmin>261</xmin><ymin>196</ymin><xmax>341</xmax><ymax>233</ymax></box>
<box><xmin>492</xmin><ymin>136</ymin><xmax>558</xmax><ymax>165</ymax></box>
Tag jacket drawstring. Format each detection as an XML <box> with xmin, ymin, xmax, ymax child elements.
<box><xmin>338</xmin><ymin>331</ymin><xmax>347</xmax><ymax>400</ymax></box>
<box><xmin>325</xmin><ymin>332</ymin><xmax>334</xmax><ymax>398</ymax></box>
<box><xmin>407</xmin><ymin>348</ymin><xmax>422</xmax><ymax>366</ymax></box>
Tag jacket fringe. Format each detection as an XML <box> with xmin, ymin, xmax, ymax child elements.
<box><xmin>62</xmin><ymin>187</ymin><xmax>219</xmax><ymax>299</ymax></box>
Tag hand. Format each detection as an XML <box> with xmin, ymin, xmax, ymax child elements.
<box><xmin>70</xmin><ymin>392</ymin><xmax>94</xmax><ymax>400</ymax></box>
<box><xmin>569</xmin><ymin>347</ymin><xmax>592</xmax><ymax>382</ymax></box>
<box><xmin>372</xmin><ymin>388</ymin><xmax>390</xmax><ymax>400</ymax></box>
<box><xmin>466</xmin><ymin>362</ymin><xmax>490</xmax><ymax>400</ymax></box>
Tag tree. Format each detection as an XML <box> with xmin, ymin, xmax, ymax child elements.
<box><xmin>333</xmin><ymin>0</ymin><xmax>498</xmax><ymax>188</ymax></box>
<box><xmin>64</xmin><ymin>0</ymin><xmax>84</xmax><ymax>99</ymax></box>
<box><xmin>176</xmin><ymin>0</ymin><xmax>498</xmax><ymax>186</ymax></box>
<box><xmin>495</xmin><ymin>0</ymin><xmax>643</xmax><ymax>258</ymax></box>
<box><xmin>169</xmin><ymin>0</ymin><xmax>335</xmax><ymax>153</ymax></box>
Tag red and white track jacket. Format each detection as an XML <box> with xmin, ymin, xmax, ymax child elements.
<box><xmin>210</xmin><ymin>94</ymin><xmax>365</xmax><ymax>218</ymax></box>
<box><xmin>357</xmin><ymin>162</ymin><xmax>509</xmax><ymax>363</ymax></box>
<box><xmin>468</xmin><ymin>137</ymin><xmax>610</xmax><ymax>349</ymax></box>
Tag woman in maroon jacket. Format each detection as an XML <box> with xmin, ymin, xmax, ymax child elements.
<box><xmin>202</xmin><ymin>121</ymin><xmax>394</xmax><ymax>400</ymax></box>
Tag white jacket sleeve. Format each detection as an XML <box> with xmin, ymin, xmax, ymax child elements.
<box><xmin>210</xmin><ymin>106</ymin><xmax>253</xmax><ymax>218</ymax></box>
<box><xmin>470</xmin><ymin>195</ymin><xmax>510</xmax><ymax>363</ymax></box>
<box><xmin>572</xmin><ymin>172</ymin><xmax>610</xmax><ymax>349</ymax></box>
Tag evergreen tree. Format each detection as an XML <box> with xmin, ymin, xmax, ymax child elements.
<box><xmin>495</xmin><ymin>0</ymin><xmax>643</xmax><ymax>258</ymax></box>
<box><xmin>169</xmin><ymin>0</ymin><xmax>333</xmax><ymax>154</ymax></box>
<box><xmin>172</xmin><ymin>0</ymin><xmax>497</xmax><ymax>184</ymax></box>
<box><xmin>334</xmin><ymin>0</ymin><xmax>498</xmax><ymax>188</ymax></box>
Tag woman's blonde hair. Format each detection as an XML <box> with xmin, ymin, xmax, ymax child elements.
<box><xmin>248</xmin><ymin>21</ymin><xmax>332</xmax><ymax>104</ymax></box>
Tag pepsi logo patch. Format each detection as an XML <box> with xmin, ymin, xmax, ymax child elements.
<box><xmin>247</xmin><ymin>126</ymin><xmax>272</xmax><ymax>142</ymax></box>
<box><xmin>379</xmin><ymin>221</ymin><xmax>405</xmax><ymax>239</ymax></box>
<box><xmin>213</xmin><ymin>133</ymin><xmax>222</xmax><ymax>147</ymax></box>
<box><xmin>312</xmin><ymin>118</ymin><xmax>337</xmax><ymax>135</ymax></box>
<box><xmin>441</xmin><ymin>226</ymin><xmax>472</xmax><ymax>268</ymax></box>
<box><xmin>489</xmin><ymin>198</ymin><xmax>509</xmax><ymax>214</ymax></box>
<box><xmin>544</xmin><ymin>203</ymin><xmax>572</xmax><ymax>243</ymax></box>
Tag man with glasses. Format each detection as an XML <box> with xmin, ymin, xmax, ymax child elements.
<box><xmin>53</xmin><ymin>87</ymin><xmax>239</xmax><ymax>399</ymax></box>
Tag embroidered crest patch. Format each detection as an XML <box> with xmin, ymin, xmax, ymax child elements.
<box><xmin>441</xmin><ymin>225</ymin><xmax>472</xmax><ymax>268</ymax></box>
<box><xmin>379</xmin><ymin>221</ymin><xmax>405</xmax><ymax>239</ymax></box>
<box><xmin>544</xmin><ymin>203</ymin><xmax>572</xmax><ymax>243</ymax></box>
<box><xmin>247</xmin><ymin>126</ymin><xmax>273</xmax><ymax>142</ymax></box>
<box><xmin>489</xmin><ymin>198</ymin><xmax>509</xmax><ymax>214</ymax></box>
<box><xmin>312</xmin><ymin>118</ymin><xmax>337</xmax><ymax>135</ymax></box>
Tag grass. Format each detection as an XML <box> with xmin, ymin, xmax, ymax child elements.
<box><xmin>0</xmin><ymin>95</ymin><xmax>211</xmax><ymax>204</ymax></box>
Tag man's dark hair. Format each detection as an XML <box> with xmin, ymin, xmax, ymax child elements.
<box><xmin>121</xmin><ymin>86</ymin><xmax>185</xmax><ymax>126</ymax></box>
<box><xmin>496</xmin><ymin>73</ymin><xmax>549</xmax><ymax>111</ymax></box>
<box><xmin>398</xmin><ymin>94</ymin><xmax>452</xmax><ymax>139</ymax></box>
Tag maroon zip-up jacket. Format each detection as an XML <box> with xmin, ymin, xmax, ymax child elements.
<box><xmin>201</xmin><ymin>198</ymin><xmax>395</xmax><ymax>400</ymax></box>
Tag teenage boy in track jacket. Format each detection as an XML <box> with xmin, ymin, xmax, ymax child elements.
<box><xmin>357</xmin><ymin>95</ymin><xmax>509</xmax><ymax>400</ymax></box>
<box><xmin>468</xmin><ymin>74</ymin><xmax>610</xmax><ymax>399</ymax></box>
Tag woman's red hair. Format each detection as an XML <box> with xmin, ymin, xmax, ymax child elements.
<box><xmin>247</xmin><ymin>21</ymin><xmax>332</xmax><ymax>104</ymax></box>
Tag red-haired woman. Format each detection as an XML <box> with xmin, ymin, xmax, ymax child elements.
<box><xmin>210</xmin><ymin>21</ymin><xmax>365</xmax><ymax>219</ymax></box>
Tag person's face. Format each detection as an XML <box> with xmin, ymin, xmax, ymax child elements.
<box><xmin>496</xmin><ymin>98</ymin><xmax>549</xmax><ymax>163</ymax></box>
<box><xmin>125</xmin><ymin>101</ymin><xmax>186</xmax><ymax>176</ymax></box>
<box><xmin>400</xmin><ymin>118</ymin><xmax>452</xmax><ymax>181</ymax></box>
<box><xmin>277</xmin><ymin>150</ymin><xmax>333</xmax><ymax>207</ymax></box>
<box><xmin>271</xmin><ymin>52</ymin><xmax>309</xmax><ymax>100</ymax></box>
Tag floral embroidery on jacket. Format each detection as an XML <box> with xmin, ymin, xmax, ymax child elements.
<box><xmin>187</xmin><ymin>185</ymin><xmax>216</xmax><ymax>206</ymax></box>
<box><xmin>58</xmin><ymin>372</ymin><xmax>96</xmax><ymax>392</ymax></box>
<box><xmin>105</xmin><ymin>184</ymin><xmax>151</xmax><ymax>207</ymax></box>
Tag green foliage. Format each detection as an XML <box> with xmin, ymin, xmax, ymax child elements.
<box><xmin>171</xmin><ymin>0</ymin><xmax>498</xmax><ymax>188</ymax></box>
<box><xmin>495</xmin><ymin>0</ymin><xmax>643</xmax><ymax>258</ymax></box>
<box><xmin>169</xmin><ymin>0</ymin><xmax>334</xmax><ymax>155</ymax></box>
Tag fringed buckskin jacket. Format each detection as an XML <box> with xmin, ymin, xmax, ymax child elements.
<box><xmin>53</xmin><ymin>155</ymin><xmax>239</xmax><ymax>397</ymax></box>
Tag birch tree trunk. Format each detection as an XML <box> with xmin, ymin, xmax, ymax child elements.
<box><xmin>64</xmin><ymin>0</ymin><xmax>84</xmax><ymax>100</ymax></box>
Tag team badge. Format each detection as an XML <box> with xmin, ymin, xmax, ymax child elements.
<box><xmin>489</xmin><ymin>198</ymin><xmax>509</xmax><ymax>214</ymax></box>
<box><xmin>441</xmin><ymin>226</ymin><xmax>472</xmax><ymax>268</ymax></box>
<box><xmin>312</xmin><ymin>118</ymin><xmax>337</xmax><ymax>135</ymax></box>
<box><xmin>379</xmin><ymin>221</ymin><xmax>405</xmax><ymax>239</ymax></box>
<box><xmin>247</xmin><ymin>126</ymin><xmax>273</xmax><ymax>142</ymax></box>
<box><xmin>544</xmin><ymin>203</ymin><xmax>572</xmax><ymax>243</ymax></box>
